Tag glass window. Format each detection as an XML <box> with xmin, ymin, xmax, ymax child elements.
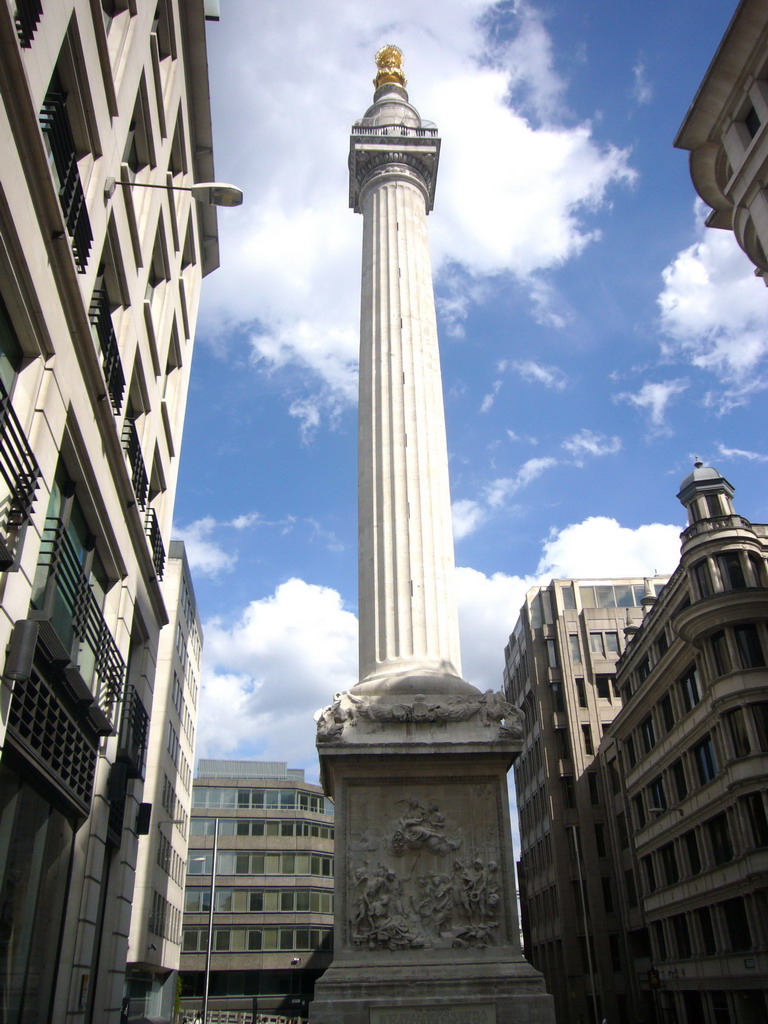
<box><xmin>589</xmin><ymin>633</ymin><xmax>605</xmax><ymax>657</ymax></box>
<box><xmin>569</xmin><ymin>635</ymin><xmax>581</xmax><ymax>663</ymax></box>
<box><xmin>726</xmin><ymin>708</ymin><xmax>750</xmax><ymax>757</ymax></box>
<box><xmin>707</xmin><ymin>813</ymin><xmax>733</xmax><ymax>865</ymax></box>
<box><xmin>722</xmin><ymin>897</ymin><xmax>751</xmax><ymax>951</ymax></box>
<box><xmin>694</xmin><ymin>559</ymin><xmax>713</xmax><ymax>597</ymax></box>
<box><xmin>575</xmin><ymin>677</ymin><xmax>587</xmax><ymax>707</ymax></box>
<box><xmin>648</xmin><ymin>775</ymin><xmax>666</xmax><ymax>812</ymax></box>
<box><xmin>653</xmin><ymin>921</ymin><xmax>667</xmax><ymax>961</ymax></box>
<box><xmin>693</xmin><ymin>735</ymin><xmax>718</xmax><ymax>785</ymax></box>
<box><xmin>671</xmin><ymin>759</ymin><xmax>687</xmax><ymax>801</ymax></box>
<box><xmin>660</xmin><ymin>692</ymin><xmax>674</xmax><ymax>733</ymax></box>
<box><xmin>717</xmin><ymin>551</ymin><xmax>746</xmax><ymax>590</ymax></box>
<box><xmin>643</xmin><ymin>855</ymin><xmax>656</xmax><ymax>893</ymax></box>
<box><xmin>660</xmin><ymin>843</ymin><xmax>679</xmax><ymax>885</ymax></box>
<box><xmin>684</xmin><ymin>830</ymin><xmax>701</xmax><ymax>875</ymax></box>
<box><xmin>595</xmin><ymin>824</ymin><xmax>606</xmax><ymax>858</ymax></box>
<box><xmin>641</xmin><ymin>715</ymin><xmax>656</xmax><ymax>753</ymax></box>
<box><xmin>582</xmin><ymin>724</ymin><xmax>594</xmax><ymax>756</ymax></box>
<box><xmin>596</xmin><ymin>586</ymin><xmax>616</xmax><ymax>608</ymax></box>
<box><xmin>550</xmin><ymin>681</ymin><xmax>564</xmax><ymax>712</ymax></box>
<box><xmin>697</xmin><ymin>907</ymin><xmax>716</xmax><ymax>955</ymax></box>
<box><xmin>187</xmin><ymin>851</ymin><xmax>212</xmax><ymax>874</ymax></box>
<box><xmin>625</xmin><ymin>735</ymin><xmax>636</xmax><ymax>769</ymax></box>
<box><xmin>679</xmin><ymin>667</ymin><xmax>700</xmax><ymax>712</ymax></box>
<box><xmin>741</xmin><ymin>792</ymin><xmax>768</xmax><ymax>847</ymax></box>
<box><xmin>734</xmin><ymin>624</ymin><xmax>765</xmax><ymax>669</ymax></box>
<box><xmin>711</xmin><ymin>631</ymin><xmax>730</xmax><ymax>675</ymax></box>
<box><xmin>561</xmin><ymin>777</ymin><xmax>574</xmax><ymax>808</ymax></box>
<box><xmin>753</xmin><ymin>702</ymin><xmax>768</xmax><ymax>751</ymax></box>
<box><xmin>633</xmin><ymin>794</ymin><xmax>646</xmax><ymax>829</ymax></box>
<box><xmin>596</xmin><ymin>675</ymin><xmax>612</xmax><ymax>700</ymax></box>
<box><xmin>587</xmin><ymin>773</ymin><xmax>599</xmax><ymax>805</ymax></box>
<box><xmin>672</xmin><ymin>914</ymin><xmax>691</xmax><ymax>958</ymax></box>
<box><xmin>561</xmin><ymin>585</ymin><xmax>576</xmax><ymax>610</ymax></box>
<box><xmin>605</xmin><ymin>632</ymin><xmax>620</xmax><ymax>656</ymax></box>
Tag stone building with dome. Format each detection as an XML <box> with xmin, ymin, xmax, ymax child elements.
<box><xmin>599</xmin><ymin>462</ymin><xmax>768</xmax><ymax>1024</ymax></box>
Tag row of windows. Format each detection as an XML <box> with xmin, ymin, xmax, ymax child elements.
<box><xmin>181</xmin><ymin>926</ymin><xmax>333</xmax><ymax>954</ymax></box>
<box><xmin>692</xmin><ymin>549</ymin><xmax>763</xmax><ymax>600</ymax></box>
<box><xmin>184</xmin><ymin>886</ymin><xmax>333</xmax><ymax>915</ymax></box>
<box><xmin>172</xmin><ymin>671</ymin><xmax>196</xmax><ymax>749</ymax></box>
<box><xmin>518</xmin><ymin>783</ymin><xmax>548</xmax><ymax>841</ymax></box>
<box><xmin>519</xmin><ymin>830</ymin><xmax>553</xmax><ymax>881</ymax></box>
<box><xmin>187</xmin><ymin>851</ymin><xmax>333</xmax><ymax>878</ymax></box>
<box><xmin>514</xmin><ymin>735</ymin><xmax>543</xmax><ymax>797</ymax></box>
<box><xmin>641</xmin><ymin>793</ymin><xmax>768</xmax><ymax>894</ymax></box>
<box><xmin>191</xmin><ymin>787</ymin><xmax>328</xmax><ymax>813</ymax></box>
<box><xmin>162</xmin><ymin>773</ymin><xmax>187</xmax><ymax>838</ymax></box>
<box><xmin>190</xmin><ymin>817</ymin><xmax>334</xmax><ymax>840</ymax></box>
<box><xmin>526</xmin><ymin>884</ymin><xmax>559</xmax><ymax>938</ymax></box>
<box><xmin>650</xmin><ymin>889</ymin><xmax>766</xmax><ymax>962</ymax></box>
<box><xmin>149</xmin><ymin>889</ymin><xmax>180</xmax><ymax>944</ymax></box>
<box><xmin>157</xmin><ymin>830</ymin><xmax>184</xmax><ymax>886</ymax></box>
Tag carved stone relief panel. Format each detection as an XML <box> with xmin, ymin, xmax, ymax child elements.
<box><xmin>345</xmin><ymin>780</ymin><xmax>508</xmax><ymax>952</ymax></box>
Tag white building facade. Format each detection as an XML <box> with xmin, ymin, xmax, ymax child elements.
<box><xmin>0</xmin><ymin>2</ymin><xmax>218</xmax><ymax>1021</ymax></box>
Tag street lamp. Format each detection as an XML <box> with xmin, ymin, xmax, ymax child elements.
<box><xmin>104</xmin><ymin>177</ymin><xmax>244</xmax><ymax>207</ymax></box>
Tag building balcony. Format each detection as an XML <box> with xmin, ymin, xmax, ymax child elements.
<box><xmin>144</xmin><ymin>507</ymin><xmax>165</xmax><ymax>580</ymax></box>
<box><xmin>88</xmin><ymin>288</ymin><xmax>126</xmax><ymax>414</ymax></box>
<box><xmin>117</xmin><ymin>682</ymin><xmax>150</xmax><ymax>780</ymax></box>
<box><xmin>14</xmin><ymin>0</ymin><xmax>42</xmax><ymax>47</ymax></box>
<box><xmin>122</xmin><ymin>417</ymin><xmax>148</xmax><ymax>509</ymax></box>
<box><xmin>32</xmin><ymin>516</ymin><xmax>125</xmax><ymax>721</ymax></box>
<box><xmin>0</xmin><ymin>376</ymin><xmax>40</xmax><ymax>567</ymax></box>
<box><xmin>681</xmin><ymin>514</ymin><xmax>753</xmax><ymax>546</ymax></box>
<box><xmin>673</xmin><ymin>587</ymin><xmax>768</xmax><ymax>643</ymax></box>
<box><xmin>39</xmin><ymin>91</ymin><xmax>93</xmax><ymax>274</ymax></box>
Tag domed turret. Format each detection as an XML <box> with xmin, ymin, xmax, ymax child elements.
<box><xmin>677</xmin><ymin>458</ymin><xmax>735</xmax><ymax>526</ymax></box>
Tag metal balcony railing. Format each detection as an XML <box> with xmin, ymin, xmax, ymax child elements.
<box><xmin>144</xmin><ymin>507</ymin><xmax>165</xmax><ymax>580</ymax></box>
<box><xmin>88</xmin><ymin>289</ymin><xmax>126</xmax><ymax>414</ymax></box>
<box><xmin>117</xmin><ymin>683</ymin><xmax>149</xmax><ymax>779</ymax></box>
<box><xmin>121</xmin><ymin>418</ymin><xmax>148</xmax><ymax>509</ymax></box>
<box><xmin>15</xmin><ymin>0</ymin><xmax>43</xmax><ymax>47</ymax></box>
<box><xmin>36</xmin><ymin>517</ymin><xmax>126</xmax><ymax>714</ymax></box>
<box><xmin>352</xmin><ymin>121</ymin><xmax>438</xmax><ymax>138</ymax></box>
<box><xmin>0</xmin><ymin>377</ymin><xmax>40</xmax><ymax>530</ymax></box>
<box><xmin>39</xmin><ymin>91</ymin><xmax>93</xmax><ymax>273</ymax></box>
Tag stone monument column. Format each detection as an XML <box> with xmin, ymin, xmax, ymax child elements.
<box><xmin>310</xmin><ymin>47</ymin><xmax>554</xmax><ymax>1024</ymax></box>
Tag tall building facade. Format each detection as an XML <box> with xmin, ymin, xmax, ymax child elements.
<box><xmin>125</xmin><ymin>541</ymin><xmax>202</xmax><ymax>1020</ymax></box>
<box><xmin>675</xmin><ymin>0</ymin><xmax>768</xmax><ymax>278</ymax></box>
<box><xmin>601</xmin><ymin>465</ymin><xmax>768</xmax><ymax>1024</ymax></box>
<box><xmin>179</xmin><ymin>760</ymin><xmax>335</xmax><ymax>1020</ymax></box>
<box><xmin>0</xmin><ymin>3</ymin><xmax>218</xmax><ymax>1021</ymax></box>
<box><xmin>504</xmin><ymin>576</ymin><xmax>668</xmax><ymax>1024</ymax></box>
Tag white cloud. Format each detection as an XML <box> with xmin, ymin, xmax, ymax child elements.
<box><xmin>716</xmin><ymin>443</ymin><xmax>768</xmax><ymax>462</ymax></box>
<box><xmin>173</xmin><ymin>517</ymin><xmax>237</xmax><ymax>577</ymax></box>
<box><xmin>562</xmin><ymin>429</ymin><xmax>622</xmax><ymax>463</ymax></box>
<box><xmin>632</xmin><ymin>62</ymin><xmax>653</xmax><ymax>105</ymax></box>
<box><xmin>613</xmin><ymin>379</ymin><xmax>688</xmax><ymax>433</ymax></box>
<box><xmin>658</xmin><ymin>202</ymin><xmax>768</xmax><ymax>404</ymax></box>
<box><xmin>194</xmin><ymin>516</ymin><xmax>685</xmax><ymax>772</ymax></box>
<box><xmin>485</xmin><ymin>456</ymin><xmax>558</xmax><ymax>508</ymax></box>
<box><xmin>537</xmin><ymin>517</ymin><xmax>681</xmax><ymax>578</ymax></box>
<box><xmin>503</xmin><ymin>359</ymin><xmax>568</xmax><ymax>390</ymax></box>
<box><xmin>452</xmin><ymin>499</ymin><xmax>487</xmax><ymax>541</ymax></box>
<box><xmin>480</xmin><ymin>380</ymin><xmax>503</xmax><ymax>412</ymax></box>
<box><xmin>201</xmin><ymin>1</ymin><xmax>635</xmax><ymax>425</ymax></box>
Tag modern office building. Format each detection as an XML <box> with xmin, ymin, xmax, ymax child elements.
<box><xmin>179</xmin><ymin>760</ymin><xmax>335</xmax><ymax>1020</ymax></box>
<box><xmin>125</xmin><ymin>541</ymin><xmax>202</xmax><ymax>1021</ymax></box>
<box><xmin>503</xmin><ymin>575</ymin><xmax>669</xmax><ymax>1024</ymax></box>
<box><xmin>601</xmin><ymin>464</ymin><xmax>768</xmax><ymax>1024</ymax></box>
<box><xmin>675</xmin><ymin>0</ymin><xmax>768</xmax><ymax>278</ymax></box>
<box><xmin>0</xmin><ymin>2</ymin><xmax>218</xmax><ymax>1021</ymax></box>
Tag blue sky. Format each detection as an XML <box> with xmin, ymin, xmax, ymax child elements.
<box><xmin>174</xmin><ymin>0</ymin><xmax>767</xmax><ymax>784</ymax></box>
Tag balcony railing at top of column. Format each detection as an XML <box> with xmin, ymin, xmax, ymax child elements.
<box><xmin>35</xmin><ymin>517</ymin><xmax>126</xmax><ymax>716</ymax></box>
<box><xmin>121</xmin><ymin>418</ymin><xmax>148</xmax><ymax>510</ymax></box>
<box><xmin>0</xmin><ymin>376</ymin><xmax>40</xmax><ymax>529</ymax></box>
<box><xmin>39</xmin><ymin>91</ymin><xmax>93</xmax><ymax>274</ymax></box>
<box><xmin>15</xmin><ymin>0</ymin><xmax>43</xmax><ymax>47</ymax></box>
<box><xmin>351</xmin><ymin>122</ymin><xmax>438</xmax><ymax>138</ymax></box>
<box><xmin>144</xmin><ymin>507</ymin><xmax>165</xmax><ymax>580</ymax></box>
<box><xmin>88</xmin><ymin>289</ymin><xmax>126</xmax><ymax>415</ymax></box>
<box><xmin>117</xmin><ymin>682</ymin><xmax>150</xmax><ymax>779</ymax></box>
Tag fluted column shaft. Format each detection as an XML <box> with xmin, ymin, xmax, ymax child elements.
<box><xmin>357</xmin><ymin>166</ymin><xmax>462</xmax><ymax>691</ymax></box>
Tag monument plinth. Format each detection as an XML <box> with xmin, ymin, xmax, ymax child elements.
<box><xmin>309</xmin><ymin>47</ymin><xmax>554</xmax><ymax>1024</ymax></box>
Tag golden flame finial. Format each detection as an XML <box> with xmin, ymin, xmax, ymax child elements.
<box><xmin>374</xmin><ymin>45</ymin><xmax>406</xmax><ymax>89</ymax></box>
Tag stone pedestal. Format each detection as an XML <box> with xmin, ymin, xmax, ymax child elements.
<box><xmin>309</xmin><ymin>693</ymin><xmax>555</xmax><ymax>1024</ymax></box>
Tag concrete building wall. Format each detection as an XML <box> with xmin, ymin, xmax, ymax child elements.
<box><xmin>0</xmin><ymin>3</ymin><xmax>217</xmax><ymax>1021</ymax></box>
<box><xmin>179</xmin><ymin>761</ymin><xmax>335</xmax><ymax>1019</ymax></box>
<box><xmin>504</xmin><ymin>576</ymin><xmax>668</xmax><ymax>1024</ymax></box>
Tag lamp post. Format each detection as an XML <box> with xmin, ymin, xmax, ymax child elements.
<box><xmin>104</xmin><ymin>177</ymin><xmax>244</xmax><ymax>207</ymax></box>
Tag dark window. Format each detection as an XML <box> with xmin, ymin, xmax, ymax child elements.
<box><xmin>655</xmin><ymin>631</ymin><xmax>669</xmax><ymax>658</ymax></box>
<box><xmin>693</xmin><ymin>735</ymin><xmax>718</xmax><ymax>785</ymax></box>
<box><xmin>595</xmin><ymin>823</ymin><xmax>606</xmax><ymax>858</ymax></box>
<box><xmin>575</xmin><ymin>676</ymin><xmax>587</xmax><ymax>707</ymax></box>
<box><xmin>633</xmin><ymin>794</ymin><xmax>646</xmax><ymax>829</ymax></box>
<box><xmin>625</xmin><ymin>735</ymin><xmax>636</xmax><ymax>769</ymax></box>
<box><xmin>745</xmin><ymin>103</ymin><xmax>761</xmax><ymax>138</ymax></box>
<box><xmin>605</xmin><ymin>632</ymin><xmax>620</xmax><ymax>656</ymax></box>
<box><xmin>582</xmin><ymin>724</ymin><xmax>594</xmax><ymax>756</ymax></box>
<box><xmin>741</xmin><ymin>792</ymin><xmax>768</xmax><ymax>847</ymax></box>
<box><xmin>684</xmin><ymin>830</ymin><xmax>701</xmax><ymax>875</ymax></box>
<box><xmin>726</xmin><ymin>708</ymin><xmax>750</xmax><ymax>758</ymax></box>
<box><xmin>562</xmin><ymin>776</ymin><xmax>574</xmax><ymax>808</ymax></box>
<box><xmin>660</xmin><ymin>692</ymin><xmax>674</xmax><ymax>733</ymax></box>
<box><xmin>545</xmin><ymin>637</ymin><xmax>558</xmax><ymax>668</ymax></box>
<box><xmin>694</xmin><ymin>559</ymin><xmax>713</xmax><ymax>597</ymax></box>
<box><xmin>637</xmin><ymin>656</ymin><xmax>650</xmax><ymax>682</ymax></box>
<box><xmin>624</xmin><ymin>868</ymin><xmax>637</xmax><ymax>908</ymax></box>
<box><xmin>660</xmin><ymin>842</ymin><xmax>679</xmax><ymax>885</ymax></box>
<box><xmin>711</xmin><ymin>631</ymin><xmax>730</xmax><ymax>675</ymax></box>
<box><xmin>643</xmin><ymin>855</ymin><xmax>656</xmax><ymax>893</ymax></box>
<box><xmin>641</xmin><ymin>715</ymin><xmax>656</xmax><ymax>753</ymax></box>
<box><xmin>609</xmin><ymin>933</ymin><xmax>621</xmax><ymax>972</ymax></box>
<box><xmin>617</xmin><ymin>811</ymin><xmax>628</xmax><ymax>850</ymax></box>
<box><xmin>550</xmin><ymin>681</ymin><xmax>564</xmax><ymax>713</ymax></box>
<box><xmin>717</xmin><ymin>551</ymin><xmax>746</xmax><ymax>590</ymax></box>
<box><xmin>753</xmin><ymin>702</ymin><xmax>768</xmax><ymax>751</ymax></box>
<box><xmin>671</xmin><ymin>759</ymin><xmax>688</xmax><ymax>801</ymax></box>
<box><xmin>707</xmin><ymin>813</ymin><xmax>733</xmax><ymax>865</ymax></box>
<box><xmin>679</xmin><ymin>667</ymin><xmax>700</xmax><ymax>712</ymax></box>
<box><xmin>672</xmin><ymin>914</ymin><xmax>691</xmax><ymax>958</ymax></box>
<box><xmin>596</xmin><ymin>674</ymin><xmax>612</xmax><ymax>700</ymax></box>
<box><xmin>587</xmin><ymin>773</ymin><xmax>599</xmax><ymax>805</ymax></box>
<box><xmin>697</xmin><ymin>906</ymin><xmax>716</xmax><ymax>955</ymax></box>
<box><xmin>722</xmin><ymin>897</ymin><xmax>751</xmax><ymax>951</ymax></box>
<box><xmin>648</xmin><ymin>775</ymin><xmax>666</xmax><ymax>812</ymax></box>
<box><xmin>555</xmin><ymin>727</ymin><xmax>569</xmax><ymax>760</ymax></box>
<box><xmin>602</xmin><ymin>877</ymin><xmax>613</xmax><ymax>913</ymax></box>
<box><xmin>653</xmin><ymin>920</ymin><xmax>667</xmax><ymax>961</ymax></box>
<box><xmin>734</xmin><ymin>624</ymin><xmax>765</xmax><ymax>669</ymax></box>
